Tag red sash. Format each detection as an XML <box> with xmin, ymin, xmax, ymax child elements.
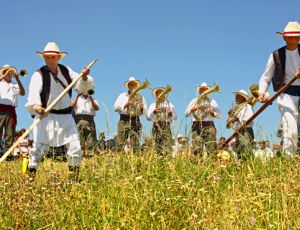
<box><xmin>0</xmin><ymin>104</ymin><xmax>17</xmax><ymax>125</ymax></box>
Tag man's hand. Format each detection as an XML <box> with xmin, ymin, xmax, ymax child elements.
<box><xmin>82</xmin><ymin>67</ymin><xmax>90</xmax><ymax>81</ymax></box>
<box><xmin>296</xmin><ymin>68</ymin><xmax>300</xmax><ymax>79</ymax></box>
<box><xmin>258</xmin><ymin>93</ymin><xmax>268</xmax><ymax>102</ymax></box>
<box><xmin>35</xmin><ymin>105</ymin><xmax>46</xmax><ymax>115</ymax></box>
<box><xmin>190</xmin><ymin>105</ymin><xmax>198</xmax><ymax>113</ymax></box>
<box><xmin>167</xmin><ymin>109</ymin><xmax>173</xmax><ymax>117</ymax></box>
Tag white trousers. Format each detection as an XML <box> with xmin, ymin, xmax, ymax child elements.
<box><xmin>28</xmin><ymin>139</ymin><xmax>82</xmax><ymax>169</ymax></box>
<box><xmin>278</xmin><ymin>93</ymin><xmax>299</xmax><ymax>155</ymax></box>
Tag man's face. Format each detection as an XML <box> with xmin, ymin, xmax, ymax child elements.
<box><xmin>155</xmin><ymin>90</ymin><xmax>163</xmax><ymax>98</ymax></box>
<box><xmin>2</xmin><ymin>69</ymin><xmax>13</xmax><ymax>83</ymax></box>
<box><xmin>235</xmin><ymin>94</ymin><xmax>246</xmax><ymax>104</ymax></box>
<box><xmin>128</xmin><ymin>81</ymin><xmax>138</xmax><ymax>91</ymax></box>
<box><xmin>43</xmin><ymin>55</ymin><xmax>60</xmax><ymax>66</ymax></box>
<box><xmin>198</xmin><ymin>87</ymin><xmax>208</xmax><ymax>94</ymax></box>
<box><xmin>284</xmin><ymin>36</ymin><xmax>300</xmax><ymax>46</ymax></box>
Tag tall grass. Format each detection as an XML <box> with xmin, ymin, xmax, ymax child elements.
<box><xmin>0</xmin><ymin>153</ymin><xmax>299</xmax><ymax>229</ymax></box>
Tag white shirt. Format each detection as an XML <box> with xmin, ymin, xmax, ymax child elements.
<box><xmin>185</xmin><ymin>97</ymin><xmax>220</xmax><ymax>122</ymax></box>
<box><xmin>25</xmin><ymin>65</ymin><xmax>86</xmax><ymax>146</ymax></box>
<box><xmin>146</xmin><ymin>101</ymin><xmax>177</xmax><ymax>122</ymax></box>
<box><xmin>74</xmin><ymin>95</ymin><xmax>98</xmax><ymax>116</ymax></box>
<box><xmin>259</xmin><ymin>48</ymin><xmax>300</xmax><ymax>94</ymax></box>
<box><xmin>26</xmin><ymin>65</ymin><xmax>89</xmax><ymax>114</ymax></box>
<box><xmin>0</xmin><ymin>81</ymin><xmax>20</xmax><ymax>107</ymax></box>
<box><xmin>113</xmin><ymin>92</ymin><xmax>147</xmax><ymax>115</ymax></box>
<box><xmin>233</xmin><ymin>104</ymin><xmax>254</xmax><ymax>129</ymax></box>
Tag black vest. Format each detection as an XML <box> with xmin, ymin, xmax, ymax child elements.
<box><xmin>272</xmin><ymin>44</ymin><xmax>300</xmax><ymax>92</ymax></box>
<box><xmin>39</xmin><ymin>64</ymin><xmax>72</xmax><ymax>108</ymax></box>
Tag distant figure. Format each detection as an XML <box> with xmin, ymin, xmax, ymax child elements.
<box><xmin>0</xmin><ymin>64</ymin><xmax>25</xmax><ymax>160</ymax></box>
<box><xmin>114</xmin><ymin>77</ymin><xmax>147</xmax><ymax>153</ymax></box>
<box><xmin>72</xmin><ymin>82</ymin><xmax>99</xmax><ymax>155</ymax></box>
<box><xmin>147</xmin><ymin>86</ymin><xmax>177</xmax><ymax>155</ymax></box>
<box><xmin>254</xmin><ymin>140</ymin><xmax>275</xmax><ymax>161</ymax></box>
<box><xmin>185</xmin><ymin>82</ymin><xmax>221</xmax><ymax>156</ymax></box>
<box><xmin>172</xmin><ymin>134</ymin><xmax>190</xmax><ymax>157</ymax></box>
<box><xmin>227</xmin><ymin>89</ymin><xmax>255</xmax><ymax>159</ymax></box>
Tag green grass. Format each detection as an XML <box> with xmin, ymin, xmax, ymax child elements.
<box><xmin>0</xmin><ymin>153</ymin><xmax>299</xmax><ymax>229</ymax></box>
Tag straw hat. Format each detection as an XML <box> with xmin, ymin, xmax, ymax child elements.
<box><xmin>0</xmin><ymin>64</ymin><xmax>15</xmax><ymax>79</ymax></box>
<box><xmin>276</xmin><ymin>21</ymin><xmax>300</xmax><ymax>37</ymax></box>
<box><xmin>152</xmin><ymin>87</ymin><xmax>164</xmax><ymax>98</ymax></box>
<box><xmin>36</xmin><ymin>42</ymin><xmax>68</xmax><ymax>58</ymax></box>
<box><xmin>233</xmin><ymin>89</ymin><xmax>249</xmax><ymax>101</ymax></box>
<box><xmin>124</xmin><ymin>76</ymin><xmax>140</xmax><ymax>88</ymax></box>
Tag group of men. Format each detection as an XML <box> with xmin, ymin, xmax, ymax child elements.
<box><xmin>1</xmin><ymin>21</ymin><xmax>300</xmax><ymax>181</ymax></box>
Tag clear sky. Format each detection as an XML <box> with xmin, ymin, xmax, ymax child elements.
<box><xmin>1</xmin><ymin>0</ymin><xmax>300</xmax><ymax>142</ymax></box>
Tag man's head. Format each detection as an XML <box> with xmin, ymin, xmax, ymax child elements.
<box><xmin>277</xmin><ymin>21</ymin><xmax>300</xmax><ymax>47</ymax></box>
<box><xmin>233</xmin><ymin>89</ymin><xmax>249</xmax><ymax>105</ymax></box>
<box><xmin>124</xmin><ymin>77</ymin><xmax>140</xmax><ymax>92</ymax></box>
<box><xmin>0</xmin><ymin>65</ymin><xmax>15</xmax><ymax>83</ymax></box>
<box><xmin>37</xmin><ymin>42</ymin><xmax>67</xmax><ymax>67</ymax></box>
<box><xmin>152</xmin><ymin>87</ymin><xmax>164</xmax><ymax>99</ymax></box>
<box><xmin>197</xmin><ymin>82</ymin><xmax>209</xmax><ymax>95</ymax></box>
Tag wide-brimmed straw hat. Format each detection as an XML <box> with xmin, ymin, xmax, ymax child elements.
<box><xmin>36</xmin><ymin>42</ymin><xmax>68</xmax><ymax>58</ymax></box>
<box><xmin>0</xmin><ymin>64</ymin><xmax>14</xmax><ymax>79</ymax></box>
<box><xmin>276</xmin><ymin>21</ymin><xmax>300</xmax><ymax>37</ymax></box>
<box><xmin>124</xmin><ymin>77</ymin><xmax>140</xmax><ymax>88</ymax></box>
<box><xmin>233</xmin><ymin>89</ymin><xmax>249</xmax><ymax>101</ymax></box>
<box><xmin>196</xmin><ymin>82</ymin><xmax>210</xmax><ymax>91</ymax></box>
<box><xmin>152</xmin><ymin>87</ymin><xmax>165</xmax><ymax>98</ymax></box>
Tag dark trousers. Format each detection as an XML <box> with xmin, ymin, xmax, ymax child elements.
<box><xmin>117</xmin><ymin>115</ymin><xmax>142</xmax><ymax>153</ymax></box>
<box><xmin>236</xmin><ymin>126</ymin><xmax>254</xmax><ymax>159</ymax></box>
<box><xmin>152</xmin><ymin>121</ymin><xmax>173</xmax><ymax>155</ymax></box>
<box><xmin>191</xmin><ymin>121</ymin><xmax>216</xmax><ymax>155</ymax></box>
<box><xmin>0</xmin><ymin>112</ymin><xmax>16</xmax><ymax>153</ymax></box>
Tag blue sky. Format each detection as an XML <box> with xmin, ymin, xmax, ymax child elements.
<box><xmin>1</xmin><ymin>0</ymin><xmax>300</xmax><ymax>141</ymax></box>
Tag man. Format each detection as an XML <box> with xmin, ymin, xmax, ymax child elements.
<box><xmin>259</xmin><ymin>21</ymin><xmax>300</xmax><ymax>157</ymax></box>
<box><xmin>185</xmin><ymin>82</ymin><xmax>220</xmax><ymax>155</ymax></box>
<box><xmin>227</xmin><ymin>90</ymin><xmax>254</xmax><ymax>159</ymax></box>
<box><xmin>113</xmin><ymin>77</ymin><xmax>147</xmax><ymax>153</ymax></box>
<box><xmin>25</xmin><ymin>42</ymin><xmax>90</xmax><ymax>181</ymax></box>
<box><xmin>71</xmin><ymin>81</ymin><xmax>99</xmax><ymax>156</ymax></box>
<box><xmin>146</xmin><ymin>86</ymin><xmax>177</xmax><ymax>154</ymax></box>
<box><xmin>0</xmin><ymin>64</ymin><xmax>25</xmax><ymax>159</ymax></box>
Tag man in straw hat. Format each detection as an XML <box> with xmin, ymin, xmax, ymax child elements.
<box><xmin>25</xmin><ymin>42</ymin><xmax>90</xmax><ymax>181</ymax></box>
<box><xmin>185</xmin><ymin>82</ymin><xmax>221</xmax><ymax>156</ymax></box>
<box><xmin>146</xmin><ymin>86</ymin><xmax>177</xmax><ymax>155</ymax></box>
<box><xmin>227</xmin><ymin>89</ymin><xmax>254</xmax><ymax>159</ymax></box>
<box><xmin>0</xmin><ymin>65</ymin><xmax>25</xmax><ymax>159</ymax></box>
<box><xmin>259</xmin><ymin>21</ymin><xmax>300</xmax><ymax>157</ymax></box>
<box><xmin>113</xmin><ymin>77</ymin><xmax>147</xmax><ymax>153</ymax></box>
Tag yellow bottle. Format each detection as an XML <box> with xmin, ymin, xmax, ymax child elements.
<box><xmin>22</xmin><ymin>157</ymin><xmax>29</xmax><ymax>174</ymax></box>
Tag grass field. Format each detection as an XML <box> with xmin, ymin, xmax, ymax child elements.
<box><xmin>0</xmin><ymin>153</ymin><xmax>299</xmax><ymax>229</ymax></box>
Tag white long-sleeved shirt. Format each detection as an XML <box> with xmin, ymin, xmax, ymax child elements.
<box><xmin>25</xmin><ymin>65</ymin><xmax>88</xmax><ymax>115</ymax></box>
<box><xmin>74</xmin><ymin>95</ymin><xmax>98</xmax><ymax>116</ymax></box>
<box><xmin>146</xmin><ymin>100</ymin><xmax>177</xmax><ymax>122</ymax></box>
<box><xmin>113</xmin><ymin>92</ymin><xmax>147</xmax><ymax>116</ymax></box>
<box><xmin>233</xmin><ymin>104</ymin><xmax>254</xmax><ymax>129</ymax></box>
<box><xmin>259</xmin><ymin>48</ymin><xmax>300</xmax><ymax>94</ymax></box>
<box><xmin>0</xmin><ymin>81</ymin><xmax>20</xmax><ymax>107</ymax></box>
<box><xmin>185</xmin><ymin>97</ymin><xmax>220</xmax><ymax>122</ymax></box>
<box><xmin>25</xmin><ymin>65</ymin><xmax>89</xmax><ymax>146</ymax></box>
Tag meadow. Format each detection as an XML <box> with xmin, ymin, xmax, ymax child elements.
<box><xmin>0</xmin><ymin>153</ymin><xmax>299</xmax><ymax>229</ymax></box>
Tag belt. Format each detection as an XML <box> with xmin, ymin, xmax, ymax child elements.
<box><xmin>192</xmin><ymin>121</ymin><xmax>215</xmax><ymax>129</ymax></box>
<box><xmin>50</xmin><ymin>107</ymin><xmax>72</xmax><ymax>114</ymax></box>
<box><xmin>120</xmin><ymin>114</ymin><xmax>140</xmax><ymax>122</ymax></box>
<box><xmin>284</xmin><ymin>85</ymin><xmax>300</xmax><ymax>96</ymax></box>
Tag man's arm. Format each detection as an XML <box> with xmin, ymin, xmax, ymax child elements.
<box><xmin>15</xmin><ymin>75</ymin><xmax>25</xmax><ymax>96</ymax></box>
